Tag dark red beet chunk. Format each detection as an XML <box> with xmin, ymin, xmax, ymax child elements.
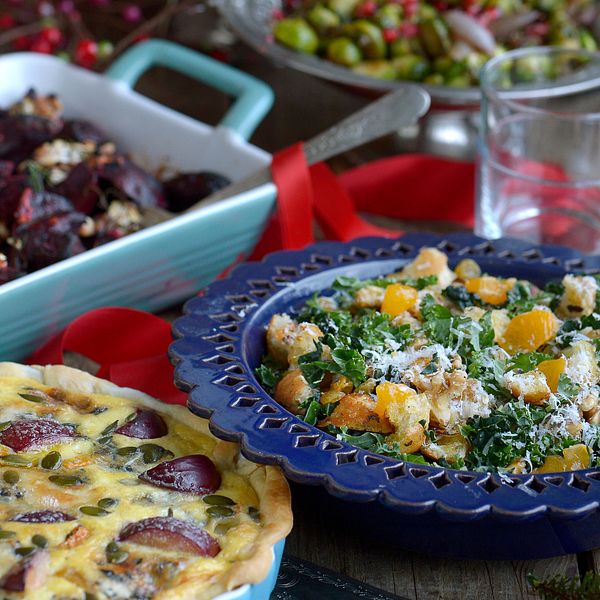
<box><xmin>60</xmin><ymin>119</ymin><xmax>107</xmax><ymax>144</ymax></box>
<box><xmin>164</xmin><ymin>172</ymin><xmax>231</xmax><ymax>213</ymax></box>
<box><xmin>10</xmin><ymin>511</ymin><xmax>75</xmax><ymax>523</ymax></box>
<box><xmin>115</xmin><ymin>409</ymin><xmax>168</xmax><ymax>439</ymax></box>
<box><xmin>139</xmin><ymin>455</ymin><xmax>221</xmax><ymax>495</ymax></box>
<box><xmin>0</xmin><ymin>550</ymin><xmax>49</xmax><ymax>592</ymax></box>
<box><xmin>118</xmin><ymin>517</ymin><xmax>220</xmax><ymax>557</ymax></box>
<box><xmin>0</xmin><ymin>419</ymin><xmax>76</xmax><ymax>452</ymax></box>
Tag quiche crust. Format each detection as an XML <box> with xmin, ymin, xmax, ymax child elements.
<box><xmin>0</xmin><ymin>362</ymin><xmax>293</xmax><ymax>600</ymax></box>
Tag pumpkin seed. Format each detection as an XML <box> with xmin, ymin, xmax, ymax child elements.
<box><xmin>97</xmin><ymin>436</ymin><xmax>113</xmax><ymax>446</ymax></box>
<box><xmin>15</xmin><ymin>546</ymin><xmax>35</xmax><ymax>557</ymax></box>
<box><xmin>118</xmin><ymin>478</ymin><xmax>140</xmax><ymax>486</ymax></box>
<box><xmin>107</xmin><ymin>549</ymin><xmax>128</xmax><ymax>564</ymax></box>
<box><xmin>203</xmin><ymin>495</ymin><xmax>235</xmax><ymax>506</ymax></box>
<box><xmin>106</xmin><ymin>541</ymin><xmax>120</xmax><ymax>554</ymax></box>
<box><xmin>0</xmin><ymin>422</ymin><xmax>11</xmax><ymax>432</ymax></box>
<box><xmin>214</xmin><ymin>522</ymin><xmax>236</xmax><ymax>536</ymax></box>
<box><xmin>100</xmin><ymin>421</ymin><xmax>119</xmax><ymax>436</ymax></box>
<box><xmin>124</xmin><ymin>412</ymin><xmax>137</xmax><ymax>423</ymax></box>
<box><xmin>85</xmin><ymin>593</ymin><xmax>98</xmax><ymax>600</ymax></box>
<box><xmin>1</xmin><ymin>456</ymin><xmax>32</xmax><ymax>467</ymax></box>
<box><xmin>80</xmin><ymin>506</ymin><xmax>109</xmax><ymax>517</ymax></box>
<box><xmin>31</xmin><ymin>534</ymin><xmax>48</xmax><ymax>549</ymax></box>
<box><xmin>49</xmin><ymin>475</ymin><xmax>85</xmax><ymax>487</ymax></box>
<box><xmin>3</xmin><ymin>470</ymin><xmax>19</xmax><ymax>484</ymax></box>
<box><xmin>0</xmin><ymin>530</ymin><xmax>16</xmax><ymax>539</ymax></box>
<box><xmin>92</xmin><ymin>407</ymin><xmax>107</xmax><ymax>415</ymax></box>
<box><xmin>41</xmin><ymin>451</ymin><xmax>62</xmax><ymax>470</ymax></box>
<box><xmin>97</xmin><ymin>498</ymin><xmax>118</xmax><ymax>511</ymax></box>
<box><xmin>207</xmin><ymin>506</ymin><xmax>234</xmax><ymax>519</ymax></box>
<box><xmin>140</xmin><ymin>443</ymin><xmax>172</xmax><ymax>464</ymax></box>
<box><xmin>116</xmin><ymin>446</ymin><xmax>139</xmax><ymax>457</ymax></box>
<box><xmin>248</xmin><ymin>507</ymin><xmax>260</xmax><ymax>522</ymax></box>
<box><xmin>18</xmin><ymin>392</ymin><xmax>46</xmax><ymax>403</ymax></box>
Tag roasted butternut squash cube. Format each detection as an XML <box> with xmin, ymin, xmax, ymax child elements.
<box><xmin>499</xmin><ymin>309</ymin><xmax>558</xmax><ymax>354</ymax></box>
<box><xmin>381</xmin><ymin>284</ymin><xmax>418</xmax><ymax>317</ymax></box>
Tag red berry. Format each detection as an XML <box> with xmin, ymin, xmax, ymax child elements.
<box><xmin>0</xmin><ymin>14</ymin><xmax>15</xmax><ymax>29</ymax></box>
<box><xmin>122</xmin><ymin>3</ymin><xmax>142</xmax><ymax>23</ymax></box>
<box><xmin>355</xmin><ymin>0</ymin><xmax>377</xmax><ymax>18</ymax></box>
<box><xmin>271</xmin><ymin>8</ymin><xmax>284</xmax><ymax>21</ymax></box>
<box><xmin>12</xmin><ymin>35</ymin><xmax>31</xmax><ymax>51</ymax></box>
<box><xmin>41</xmin><ymin>26</ymin><xmax>63</xmax><ymax>48</ymax></box>
<box><xmin>399</xmin><ymin>22</ymin><xmax>418</xmax><ymax>37</ymax></box>
<box><xmin>75</xmin><ymin>38</ymin><xmax>97</xmax><ymax>68</ymax></box>
<box><xmin>383</xmin><ymin>28</ymin><xmax>400</xmax><ymax>43</ymax></box>
<box><xmin>30</xmin><ymin>37</ymin><xmax>53</xmax><ymax>54</ymax></box>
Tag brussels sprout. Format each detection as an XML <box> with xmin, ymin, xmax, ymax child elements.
<box><xmin>346</xmin><ymin>19</ymin><xmax>387</xmax><ymax>59</ymax></box>
<box><xmin>274</xmin><ymin>18</ymin><xmax>319</xmax><ymax>54</ymax></box>
<box><xmin>512</xmin><ymin>54</ymin><xmax>554</xmax><ymax>83</ymax></box>
<box><xmin>327</xmin><ymin>37</ymin><xmax>363</xmax><ymax>66</ymax></box>
<box><xmin>327</xmin><ymin>0</ymin><xmax>361</xmax><ymax>18</ymax></box>
<box><xmin>424</xmin><ymin>73</ymin><xmax>444</xmax><ymax>85</ymax></box>
<box><xmin>446</xmin><ymin>74</ymin><xmax>471</xmax><ymax>87</ymax></box>
<box><xmin>307</xmin><ymin>4</ymin><xmax>341</xmax><ymax>32</ymax></box>
<box><xmin>390</xmin><ymin>37</ymin><xmax>425</xmax><ymax>58</ymax></box>
<box><xmin>353</xmin><ymin>60</ymin><xmax>396</xmax><ymax>79</ymax></box>
<box><xmin>375</xmin><ymin>4</ymin><xmax>403</xmax><ymax>29</ymax></box>
<box><xmin>419</xmin><ymin>18</ymin><xmax>451</xmax><ymax>58</ymax></box>
<box><xmin>392</xmin><ymin>54</ymin><xmax>431</xmax><ymax>81</ymax></box>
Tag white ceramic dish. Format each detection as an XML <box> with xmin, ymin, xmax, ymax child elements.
<box><xmin>0</xmin><ymin>41</ymin><xmax>276</xmax><ymax>360</ymax></box>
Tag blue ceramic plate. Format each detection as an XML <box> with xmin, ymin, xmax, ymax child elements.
<box><xmin>171</xmin><ymin>233</ymin><xmax>600</xmax><ymax>559</ymax></box>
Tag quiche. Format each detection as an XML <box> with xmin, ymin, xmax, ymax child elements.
<box><xmin>257</xmin><ymin>247</ymin><xmax>600</xmax><ymax>474</ymax></box>
<box><xmin>0</xmin><ymin>363</ymin><xmax>292</xmax><ymax>599</ymax></box>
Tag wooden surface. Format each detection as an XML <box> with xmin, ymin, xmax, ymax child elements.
<box><xmin>104</xmin><ymin>10</ymin><xmax>591</xmax><ymax>598</ymax></box>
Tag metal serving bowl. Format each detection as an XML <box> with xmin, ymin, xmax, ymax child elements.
<box><xmin>171</xmin><ymin>233</ymin><xmax>600</xmax><ymax>560</ymax></box>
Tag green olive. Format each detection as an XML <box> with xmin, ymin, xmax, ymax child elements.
<box><xmin>375</xmin><ymin>4</ymin><xmax>403</xmax><ymax>30</ymax></box>
<box><xmin>392</xmin><ymin>54</ymin><xmax>430</xmax><ymax>81</ymax></box>
<box><xmin>326</xmin><ymin>0</ymin><xmax>360</xmax><ymax>19</ymax></box>
<box><xmin>307</xmin><ymin>4</ymin><xmax>340</xmax><ymax>32</ymax></box>
<box><xmin>327</xmin><ymin>37</ymin><xmax>362</xmax><ymax>66</ymax></box>
<box><xmin>274</xmin><ymin>18</ymin><xmax>319</xmax><ymax>54</ymax></box>
<box><xmin>352</xmin><ymin>60</ymin><xmax>396</xmax><ymax>80</ymax></box>
<box><xmin>419</xmin><ymin>18</ymin><xmax>451</xmax><ymax>58</ymax></box>
<box><xmin>346</xmin><ymin>19</ymin><xmax>386</xmax><ymax>60</ymax></box>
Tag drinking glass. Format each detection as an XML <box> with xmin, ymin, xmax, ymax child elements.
<box><xmin>477</xmin><ymin>47</ymin><xmax>600</xmax><ymax>253</ymax></box>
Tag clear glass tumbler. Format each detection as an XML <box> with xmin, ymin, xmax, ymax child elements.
<box><xmin>477</xmin><ymin>47</ymin><xmax>600</xmax><ymax>253</ymax></box>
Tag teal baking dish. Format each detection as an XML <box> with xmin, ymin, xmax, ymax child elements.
<box><xmin>0</xmin><ymin>40</ymin><xmax>277</xmax><ymax>361</ymax></box>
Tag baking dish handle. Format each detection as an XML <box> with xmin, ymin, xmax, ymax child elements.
<box><xmin>105</xmin><ymin>39</ymin><xmax>274</xmax><ymax>140</ymax></box>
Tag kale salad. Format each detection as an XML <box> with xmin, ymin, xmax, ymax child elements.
<box><xmin>256</xmin><ymin>247</ymin><xmax>600</xmax><ymax>473</ymax></box>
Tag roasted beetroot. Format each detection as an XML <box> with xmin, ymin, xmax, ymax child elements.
<box><xmin>118</xmin><ymin>517</ymin><xmax>220</xmax><ymax>557</ymax></box>
<box><xmin>53</xmin><ymin>162</ymin><xmax>100</xmax><ymax>215</ymax></box>
<box><xmin>97</xmin><ymin>156</ymin><xmax>164</xmax><ymax>208</ymax></box>
<box><xmin>10</xmin><ymin>511</ymin><xmax>75</xmax><ymax>523</ymax></box>
<box><xmin>0</xmin><ymin>115</ymin><xmax>63</xmax><ymax>163</ymax></box>
<box><xmin>115</xmin><ymin>409</ymin><xmax>168</xmax><ymax>439</ymax></box>
<box><xmin>0</xmin><ymin>550</ymin><xmax>49</xmax><ymax>592</ymax></box>
<box><xmin>164</xmin><ymin>172</ymin><xmax>230</xmax><ymax>213</ymax></box>
<box><xmin>139</xmin><ymin>455</ymin><xmax>221</xmax><ymax>495</ymax></box>
<box><xmin>0</xmin><ymin>419</ymin><xmax>76</xmax><ymax>452</ymax></box>
<box><xmin>60</xmin><ymin>119</ymin><xmax>107</xmax><ymax>144</ymax></box>
<box><xmin>15</xmin><ymin>212</ymin><xmax>86</xmax><ymax>272</ymax></box>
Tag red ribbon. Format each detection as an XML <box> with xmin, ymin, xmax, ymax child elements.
<box><xmin>28</xmin><ymin>152</ymin><xmax>477</xmax><ymax>402</ymax></box>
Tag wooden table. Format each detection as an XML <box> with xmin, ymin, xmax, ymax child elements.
<box><xmin>124</xmin><ymin>14</ymin><xmax>585</xmax><ymax>598</ymax></box>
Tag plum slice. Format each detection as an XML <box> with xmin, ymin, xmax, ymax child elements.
<box><xmin>10</xmin><ymin>510</ymin><xmax>75</xmax><ymax>523</ymax></box>
<box><xmin>115</xmin><ymin>409</ymin><xmax>168</xmax><ymax>439</ymax></box>
<box><xmin>0</xmin><ymin>550</ymin><xmax>49</xmax><ymax>592</ymax></box>
<box><xmin>118</xmin><ymin>517</ymin><xmax>220</xmax><ymax>557</ymax></box>
<box><xmin>139</xmin><ymin>455</ymin><xmax>220</xmax><ymax>495</ymax></box>
<box><xmin>0</xmin><ymin>419</ymin><xmax>76</xmax><ymax>452</ymax></box>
